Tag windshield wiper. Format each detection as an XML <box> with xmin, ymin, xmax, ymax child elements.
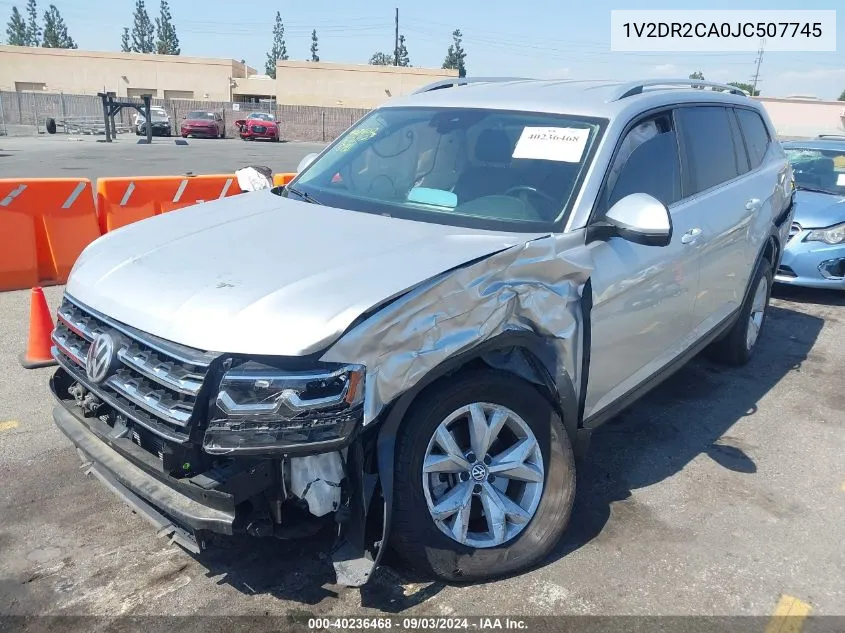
<box><xmin>286</xmin><ymin>186</ymin><xmax>324</xmax><ymax>205</ymax></box>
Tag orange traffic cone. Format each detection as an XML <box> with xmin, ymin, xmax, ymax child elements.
<box><xmin>19</xmin><ymin>287</ymin><xmax>58</xmax><ymax>369</ymax></box>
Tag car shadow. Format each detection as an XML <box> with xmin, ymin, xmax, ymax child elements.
<box><xmin>188</xmin><ymin>530</ymin><xmax>340</xmax><ymax>605</ymax></box>
<box><xmin>551</xmin><ymin>302</ymin><xmax>824</xmax><ymax>561</ymax></box>
<box><xmin>189</xmin><ymin>524</ymin><xmax>451</xmax><ymax>611</ymax></box>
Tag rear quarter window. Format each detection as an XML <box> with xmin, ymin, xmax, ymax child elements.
<box><xmin>735</xmin><ymin>108</ymin><xmax>771</xmax><ymax>169</ymax></box>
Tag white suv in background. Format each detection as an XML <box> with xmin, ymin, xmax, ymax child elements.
<box><xmin>50</xmin><ymin>78</ymin><xmax>793</xmax><ymax>586</ymax></box>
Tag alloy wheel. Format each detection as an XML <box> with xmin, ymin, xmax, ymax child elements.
<box><xmin>421</xmin><ymin>402</ymin><xmax>545</xmax><ymax>548</ymax></box>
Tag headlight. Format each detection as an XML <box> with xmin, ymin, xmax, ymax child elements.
<box><xmin>806</xmin><ymin>222</ymin><xmax>845</xmax><ymax>245</ymax></box>
<box><xmin>203</xmin><ymin>361</ymin><xmax>365</xmax><ymax>455</ymax></box>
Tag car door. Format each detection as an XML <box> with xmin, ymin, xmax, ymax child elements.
<box><xmin>673</xmin><ymin>105</ymin><xmax>756</xmax><ymax>334</ymax></box>
<box><xmin>584</xmin><ymin>110</ymin><xmax>701</xmax><ymax>422</ymax></box>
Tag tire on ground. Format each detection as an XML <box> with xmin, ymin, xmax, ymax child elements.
<box><xmin>45</xmin><ymin>118</ymin><xmax>56</xmax><ymax>134</ymax></box>
<box><xmin>706</xmin><ymin>257</ymin><xmax>773</xmax><ymax>366</ymax></box>
<box><xmin>390</xmin><ymin>369</ymin><xmax>576</xmax><ymax>582</ymax></box>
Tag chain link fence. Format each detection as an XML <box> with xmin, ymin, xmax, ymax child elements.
<box><xmin>0</xmin><ymin>90</ymin><xmax>370</xmax><ymax>142</ymax></box>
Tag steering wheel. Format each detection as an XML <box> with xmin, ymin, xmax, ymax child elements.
<box><xmin>504</xmin><ymin>185</ymin><xmax>557</xmax><ymax>207</ymax></box>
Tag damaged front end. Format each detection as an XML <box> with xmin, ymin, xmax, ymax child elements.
<box><xmin>51</xmin><ymin>230</ymin><xmax>593</xmax><ymax>588</ymax></box>
<box><xmin>49</xmin><ymin>298</ymin><xmax>383</xmax><ymax>586</ymax></box>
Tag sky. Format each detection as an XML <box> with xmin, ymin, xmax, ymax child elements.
<box><xmin>1</xmin><ymin>0</ymin><xmax>843</xmax><ymax>100</ymax></box>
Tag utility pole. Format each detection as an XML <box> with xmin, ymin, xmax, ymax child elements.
<box><xmin>394</xmin><ymin>8</ymin><xmax>399</xmax><ymax>66</ymax></box>
<box><xmin>751</xmin><ymin>39</ymin><xmax>764</xmax><ymax>96</ymax></box>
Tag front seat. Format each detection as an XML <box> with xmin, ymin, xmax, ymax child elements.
<box><xmin>453</xmin><ymin>129</ymin><xmax>515</xmax><ymax>203</ymax></box>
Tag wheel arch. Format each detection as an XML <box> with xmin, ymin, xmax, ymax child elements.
<box><xmin>370</xmin><ymin>330</ymin><xmax>581</xmax><ymax>565</ymax></box>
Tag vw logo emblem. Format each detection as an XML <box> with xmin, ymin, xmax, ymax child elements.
<box><xmin>86</xmin><ymin>333</ymin><xmax>117</xmax><ymax>384</ymax></box>
<box><xmin>470</xmin><ymin>463</ymin><xmax>488</xmax><ymax>482</ymax></box>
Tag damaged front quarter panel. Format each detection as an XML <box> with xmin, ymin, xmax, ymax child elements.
<box><xmin>321</xmin><ymin>233</ymin><xmax>593</xmax><ymax>424</ymax></box>
<box><xmin>319</xmin><ymin>232</ymin><xmax>593</xmax><ymax>584</ymax></box>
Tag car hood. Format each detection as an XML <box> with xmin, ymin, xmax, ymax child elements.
<box><xmin>793</xmin><ymin>190</ymin><xmax>845</xmax><ymax>228</ymax></box>
<box><xmin>184</xmin><ymin>119</ymin><xmax>215</xmax><ymax>124</ymax></box>
<box><xmin>66</xmin><ymin>191</ymin><xmax>538</xmax><ymax>356</ymax></box>
<box><xmin>247</xmin><ymin>119</ymin><xmax>276</xmax><ymax>125</ymax></box>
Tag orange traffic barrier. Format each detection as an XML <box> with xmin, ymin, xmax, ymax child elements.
<box><xmin>273</xmin><ymin>172</ymin><xmax>297</xmax><ymax>187</ymax></box>
<box><xmin>19</xmin><ymin>287</ymin><xmax>58</xmax><ymax>369</ymax></box>
<box><xmin>96</xmin><ymin>174</ymin><xmax>243</xmax><ymax>233</ymax></box>
<box><xmin>0</xmin><ymin>178</ymin><xmax>101</xmax><ymax>292</ymax></box>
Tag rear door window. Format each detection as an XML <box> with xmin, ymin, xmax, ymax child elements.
<box><xmin>676</xmin><ymin>106</ymin><xmax>742</xmax><ymax>195</ymax></box>
<box><xmin>735</xmin><ymin>108</ymin><xmax>771</xmax><ymax>169</ymax></box>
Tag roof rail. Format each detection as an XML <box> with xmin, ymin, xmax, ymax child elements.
<box><xmin>412</xmin><ymin>76</ymin><xmax>533</xmax><ymax>95</ymax></box>
<box><xmin>611</xmin><ymin>79</ymin><xmax>748</xmax><ymax>101</ymax></box>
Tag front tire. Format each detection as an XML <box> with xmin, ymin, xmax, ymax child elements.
<box><xmin>706</xmin><ymin>257</ymin><xmax>772</xmax><ymax>366</ymax></box>
<box><xmin>390</xmin><ymin>370</ymin><xmax>575</xmax><ymax>582</ymax></box>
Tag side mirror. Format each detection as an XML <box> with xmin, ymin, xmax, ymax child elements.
<box><xmin>296</xmin><ymin>152</ymin><xmax>320</xmax><ymax>174</ymax></box>
<box><xmin>595</xmin><ymin>193</ymin><xmax>673</xmax><ymax>247</ymax></box>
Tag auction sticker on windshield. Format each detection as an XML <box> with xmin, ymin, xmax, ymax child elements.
<box><xmin>512</xmin><ymin>127</ymin><xmax>590</xmax><ymax>162</ymax></box>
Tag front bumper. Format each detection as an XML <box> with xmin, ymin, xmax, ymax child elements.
<box><xmin>775</xmin><ymin>238</ymin><xmax>845</xmax><ymax>290</ymax></box>
<box><xmin>181</xmin><ymin>127</ymin><xmax>218</xmax><ymax>137</ymax></box>
<box><xmin>138</xmin><ymin>124</ymin><xmax>172</xmax><ymax>136</ymax></box>
<box><xmin>241</xmin><ymin>127</ymin><xmax>277</xmax><ymax>139</ymax></box>
<box><xmin>51</xmin><ymin>394</ymin><xmax>237</xmax><ymax>542</ymax></box>
<box><xmin>50</xmin><ymin>370</ymin><xmax>381</xmax><ymax>584</ymax></box>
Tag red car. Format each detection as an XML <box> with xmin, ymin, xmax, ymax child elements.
<box><xmin>234</xmin><ymin>112</ymin><xmax>280</xmax><ymax>141</ymax></box>
<box><xmin>180</xmin><ymin>110</ymin><xmax>226</xmax><ymax>139</ymax></box>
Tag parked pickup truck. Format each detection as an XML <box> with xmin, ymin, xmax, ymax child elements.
<box><xmin>50</xmin><ymin>77</ymin><xmax>793</xmax><ymax>587</ymax></box>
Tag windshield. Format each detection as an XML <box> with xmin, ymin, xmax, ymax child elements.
<box><xmin>187</xmin><ymin>111</ymin><xmax>215</xmax><ymax>120</ymax></box>
<box><xmin>138</xmin><ymin>109</ymin><xmax>168</xmax><ymax>121</ymax></box>
<box><xmin>285</xmin><ymin>107</ymin><xmax>604</xmax><ymax>232</ymax></box>
<box><xmin>785</xmin><ymin>145</ymin><xmax>845</xmax><ymax>196</ymax></box>
<box><xmin>248</xmin><ymin>112</ymin><xmax>274</xmax><ymax>121</ymax></box>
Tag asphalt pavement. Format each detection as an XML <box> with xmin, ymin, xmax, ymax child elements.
<box><xmin>0</xmin><ymin>135</ymin><xmax>324</xmax><ymax>181</ymax></box>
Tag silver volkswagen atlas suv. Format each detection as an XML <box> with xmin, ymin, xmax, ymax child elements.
<box><xmin>49</xmin><ymin>78</ymin><xmax>793</xmax><ymax>586</ymax></box>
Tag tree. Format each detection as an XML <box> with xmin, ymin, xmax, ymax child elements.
<box><xmin>155</xmin><ymin>0</ymin><xmax>180</xmax><ymax>55</ymax></box>
<box><xmin>265</xmin><ymin>11</ymin><xmax>288</xmax><ymax>78</ymax></box>
<box><xmin>727</xmin><ymin>81</ymin><xmax>760</xmax><ymax>96</ymax></box>
<box><xmin>395</xmin><ymin>34</ymin><xmax>410</xmax><ymax>67</ymax></box>
<box><xmin>689</xmin><ymin>70</ymin><xmax>705</xmax><ymax>89</ymax></box>
<box><xmin>120</xmin><ymin>26</ymin><xmax>131</xmax><ymax>52</ymax></box>
<box><xmin>369</xmin><ymin>51</ymin><xmax>393</xmax><ymax>66</ymax></box>
<box><xmin>6</xmin><ymin>7</ymin><xmax>28</xmax><ymax>46</ymax></box>
<box><xmin>41</xmin><ymin>4</ymin><xmax>76</xmax><ymax>48</ymax></box>
<box><xmin>442</xmin><ymin>29</ymin><xmax>466</xmax><ymax>78</ymax></box>
<box><xmin>838</xmin><ymin>89</ymin><xmax>845</xmax><ymax>101</ymax></box>
<box><xmin>310</xmin><ymin>28</ymin><xmax>319</xmax><ymax>62</ymax></box>
<box><xmin>130</xmin><ymin>0</ymin><xmax>154</xmax><ymax>53</ymax></box>
<box><xmin>25</xmin><ymin>0</ymin><xmax>40</xmax><ymax>46</ymax></box>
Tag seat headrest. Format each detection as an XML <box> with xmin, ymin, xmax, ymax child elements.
<box><xmin>474</xmin><ymin>129</ymin><xmax>512</xmax><ymax>164</ymax></box>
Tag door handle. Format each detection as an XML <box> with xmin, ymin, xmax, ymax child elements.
<box><xmin>746</xmin><ymin>198</ymin><xmax>762</xmax><ymax>211</ymax></box>
<box><xmin>681</xmin><ymin>227</ymin><xmax>702</xmax><ymax>245</ymax></box>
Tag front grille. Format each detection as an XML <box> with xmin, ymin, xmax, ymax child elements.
<box><xmin>251</xmin><ymin>125</ymin><xmax>267</xmax><ymax>133</ymax></box>
<box><xmin>788</xmin><ymin>222</ymin><xmax>802</xmax><ymax>243</ymax></box>
<box><xmin>51</xmin><ymin>295</ymin><xmax>220</xmax><ymax>444</ymax></box>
